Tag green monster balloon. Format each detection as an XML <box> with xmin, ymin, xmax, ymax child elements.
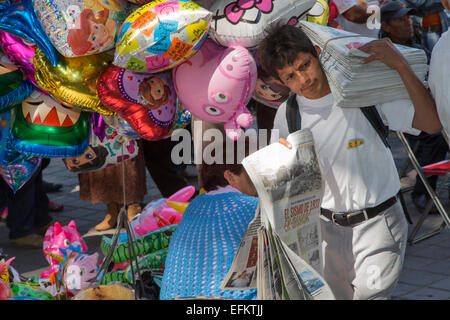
<box><xmin>9</xmin><ymin>90</ymin><xmax>91</xmax><ymax>158</ymax></box>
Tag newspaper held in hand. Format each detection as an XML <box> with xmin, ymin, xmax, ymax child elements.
<box><xmin>221</xmin><ymin>128</ymin><xmax>334</xmax><ymax>299</ymax></box>
<box><xmin>243</xmin><ymin>129</ymin><xmax>324</xmax><ymax>273</ymax></box>
<box><xmin>299</xmin><ymin>21</ymin><xmax>428</xmax><ymax>108</ymax></box>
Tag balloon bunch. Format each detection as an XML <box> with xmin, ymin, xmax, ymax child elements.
<box><xmin>0</xmin><ymin>0</ymin><xmax>322</xmax><ymax>192</ymax></box>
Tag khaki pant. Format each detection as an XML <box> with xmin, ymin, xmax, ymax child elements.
<box><xmin>321</xmin><ymin>200</ymin><xmax>408</xmax><ymax>300</ymax></box>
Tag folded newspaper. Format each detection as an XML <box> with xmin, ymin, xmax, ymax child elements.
<box><xmin>299</xmin><ymin>21</ymin><xmax>428</xmax><ymax>108</ymax></box>
<box><xmin>221</xmin><ymin>129</ymin><xmax>335</xmax><ymax>300</ymax></box>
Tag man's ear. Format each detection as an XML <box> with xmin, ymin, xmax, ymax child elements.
<box><xmin>314</xmin><ymin>45</ymin><xmax>321</xmax><ymax>57</ymax></box>
<box><xmin>223</xmin><ymin>170</ymin><xmax>236</xmax><ymax>187</ymax></box>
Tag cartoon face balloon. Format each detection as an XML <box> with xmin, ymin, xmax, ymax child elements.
<box><xmin>252</xmin><ymin>65</ymin><xmax>292</xmax><ymax>109</ymax></box>
<box><xmin>33</xmin><ymin>47</ymin><xmax>115</xmax><ymax>115</ymax></box>
<box><xmin>9</xmin><ymin>91</ymin><xmax>91</xmax><ymax>158</ymax></box>
<box><xmin>97</xmin><ymin>65</ymin><xmax>177</xmax><ymax>140</ymax></box>
<box><xmin>113</xmin><ymin>0</ymin><xmax>212</xmax><ymax>73</ymax></box>
<box><xmin>62</xmin><ymin>119</ymin><xmax>139</xmax><ymax>173</ymax></box>
<box><xmin>0</xmin><ymin>53</ymin><xmax>34</xmax><ymax>112</ymax></box>
<box><xmin>173</xmin><ymin>39</ymin><xmax>257</xmax><ymax>141</ymax></box>
<box><xmin>0</xmin><ymin>0</ymin><xmax>58</xmax><ymax>66</ymax></box>
<box><xmin>208</xmin><ymin>0</ymin><xmax>316</xmax><ymax>48</ymax></box>
<box><xmin>33</xmin><ymin>0</ymin><xmax>130</xmax><ymax>57</ymax></box>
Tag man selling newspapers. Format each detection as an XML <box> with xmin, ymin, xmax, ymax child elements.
<box><xmin>257</xmin><ymin>24</ymin><xmax>442</xmax><ymax>299</ymax></box>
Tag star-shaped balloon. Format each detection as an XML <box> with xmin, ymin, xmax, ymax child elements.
<box><xmin>0</xmin><ymin>0</ymin><xmax>58</xmax><ymax>66</ymax></box>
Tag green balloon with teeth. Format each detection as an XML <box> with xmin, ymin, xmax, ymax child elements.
<box><xmin>9</xmin><ymin>91</ymin><xmax>91</xmax><ymax>158</ymax></box>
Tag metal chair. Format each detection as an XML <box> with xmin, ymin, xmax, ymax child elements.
<box><xmin>395</xmin><ymin>131</ymin><xmax>450</xmax><ymax>244</ymax></box>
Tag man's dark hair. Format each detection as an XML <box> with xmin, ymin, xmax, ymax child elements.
<box><xmin>256</xmin><ymin>23</ymin><xmax>318</xmax><ymax>82</ymax></box>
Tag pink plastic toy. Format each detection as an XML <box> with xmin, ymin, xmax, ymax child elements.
<box><xmin>0</xmin><ymin>257</ymin><xmax>15</xmax><ymax>285</ymax></box>
<box><xmin>173</xmin><ymin>39</ymin><xmax>257</xmax><ymax>141</ymax></box>
<box><xmin>64</xmin><ymin>252</ymin><xmax>99</xmax><ymax>295</ymax></box>
<box><xmin>41</xmin><ymin>221</ymin><xmax>88</xmax><ymax>279</ymax></box>
<box><xmin>133</xmin><ymin>186</ymin><xmax>195</xmax><ymax>236</ymax></box>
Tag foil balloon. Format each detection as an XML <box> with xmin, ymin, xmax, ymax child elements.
<box><xmin>102</xmin><ymin>114</ymin><xmax>140</xmax><ymax>140</ymax></box>
<box><xmin>0</xmin><ymin>53</ymin><xmax>34</xmax><ymax>112</ymax></box>
<box><xmin>0</xmin><ymin>0</ymin><xmax>58</xmax><ymax>66</ymax></box>
<box><xmin>33</xmin><ymin>0</ymin><xmax>131</xmax><ymax>57</ymax></box>
<box><xmin>33</xmin><ymin>47</ymin><xmax>115</xmax><ymax>115</ymax></box>
<box><xmin>97</xmin><ymin>65</ymin><xmax>177</xmax><ymax>140</ymax></box>
<box><xmin>173</xmin><ymin>39</ymin><xmax>257</xmax><ymax>141</ymax></box>
<box><xmin>113</xmin><ymin>0</ymin><xmax>212</xmax><ymax>73</ymax></box>
<box><xmin>0</xmin><ymin>31</ymin><xmax>39</xmax><ymax>87</ymax></box>
<box><xmin>252</xmin><ymin>65</ymin><xmax>292</xmax><ymax>109</ymax></box>
<box><xmin>208</xmin><ymin>0</ymin><xmax>316</xmax><ymax>48</ymax></box>
<box><xmin>305</xmin><ymin>0</ymin><xmax>329</xmax><ymax>26</ymax></box>
<box><xmin>9</xmin><ymin>91</ymin><xmax>91</xmax><ymax>158</ymax></box>
<box><xmin>62</xmin><ymin>115</ymin><xmax>139</xmax><ymax>173</ymax></box>
<box><xmin>0</xmin><ymin>109</ymin><xmax>42</xmax><ymax>194</ymax></box>
<box><xmin>163</xmin><ymin>102</ymin><xmax>191</xmax><ymax>138</ymax></box>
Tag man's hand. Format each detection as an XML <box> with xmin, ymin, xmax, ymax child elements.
<box><xmin>358</xmin><ymin>38</ymin><xmax>409</xmax><ymax>71</ymax></box>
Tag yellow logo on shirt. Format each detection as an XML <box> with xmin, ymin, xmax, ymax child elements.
<box><xmin>347</xmin><ymin>139</ymin><xmax>364</xmax><ymax>149</ymax></box>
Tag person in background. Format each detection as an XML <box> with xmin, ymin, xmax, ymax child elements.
<box><xmin>160</xmin><ymin>137</ymin><xmax>258</xmax><ymax>300</ymax></box>
<box><xmin>333</xmin><ymin>0</ymin><xmax>381</xmax><ymax>37</ymax></box>
<box><xmin>379</xmin><ymin>1</ymin><xmax>448</xmax><ymax>213</ymax></box>
<box><xmin>1</xmin><ymin>164</ymin><xmax>59</xmax><ymax>249</ymax></box>
<box><xmin>78</xmin><ymin>141</ymin><xmax>146</xmax><ymax>231</ymax></box>
<box><xmin>428</xmin><ymin>0</ymin><xmax>450</xmax><ymax>198</ymax></box>
<box><xmin>397</xmin><ymin>0</ymin><xmax>449</xmax><ymax>52</ymax></box>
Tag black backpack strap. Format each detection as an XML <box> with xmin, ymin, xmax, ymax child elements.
<box><xmin>360</xmin><ymin>106</ymin><xmax>391</xmax><ymax>149</ymax></box>
<box><xmin>286</xmin><ymin>94</ymin><xmax>302</xmax><ymax>134</ymax></box>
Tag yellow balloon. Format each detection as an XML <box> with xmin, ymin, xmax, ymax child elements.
<box><xmin>34</xmin><ymin>47</ymin><xmax>116</xmax><ymax>116</ymax></box>
<box><xmin>166</xmin><ymin>201</ymin><xmax>189</xmax><ymax>214</ymax></box>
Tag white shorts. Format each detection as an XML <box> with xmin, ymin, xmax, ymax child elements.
<box><xmin>321</xmin><ymin>200</ymin><xmax>408</xmax><ymax>300</ymax></box>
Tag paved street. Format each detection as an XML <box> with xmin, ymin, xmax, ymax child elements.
<box><xmin>0</xmin><ymin>132</ymin><xmax>449</xmax><ymax>299</ymax></box>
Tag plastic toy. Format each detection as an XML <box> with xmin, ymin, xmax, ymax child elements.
<box><xmin>41</xmin><ymin>221</ymin><xmax>88</xmax><ymax>279</ymax></box>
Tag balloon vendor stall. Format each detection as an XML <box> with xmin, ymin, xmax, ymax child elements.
<box><xmin>0</xmin><ymin>0</ymin><xmax>322</xmax><ymax>300</ymax></box>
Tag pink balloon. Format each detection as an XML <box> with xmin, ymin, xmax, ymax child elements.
<box><xmin>166</xmin><ymin>185</ymin><xmax>196</xmax><ymax>203</ymax></box>
<box><xmin>173</xmin><ymin>39</ymin><xmax>257</xmax><ymax>141</ymax></box>
<box><xmin>0</xmin><ymin>30</ymin><xmax>38</xmax><ymax>87</ymax></box>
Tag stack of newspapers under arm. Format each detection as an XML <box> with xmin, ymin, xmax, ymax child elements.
<box><xmin>299</xmin><ymin>21</ymin><xmax>428</xmax><ymax>108</ymax></box>
<box><xmin>220</xmin><ymin>129</ymin><xmax>335</xmax><ymax>300</ymax></box>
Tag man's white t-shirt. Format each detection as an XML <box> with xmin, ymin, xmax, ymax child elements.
<box><xmin>334</xmin><ymin>0</ymin><xmax>380</xmax><ymax>38</ymax></box>
<box><xmin>270</xmin><ymin>93</ymin><xmax>420</xmax><ymax>213</ymax></box>
<box><xmin>428</xmin><ymin>28</ymin><xmax>450</xmax><ymax>137</ymax></box>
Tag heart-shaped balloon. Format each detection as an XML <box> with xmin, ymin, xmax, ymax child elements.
<box><xmin>33</xmin><ymin>0</ymin><xmax>131</xmax><ymax>57</ymax></box>
<box><xmin>0</xmin><ymin>0</ymin><xmax>58</xmax><ymax>66</ymax></box>
<box><xmin>9</xmin><ymin>91</ymin><xmax>91</xmax><ymax>158</ymax></box>
<box><xmin>62</xmin><ymin>115</ymin><xmax>139</xmax><ymax>173</ymax></box>
<box><xmin>33</xmin><ymin>47</ymin><xmax>115</xmax><ymax>115</ymax></box>
<box><xmin>113</xmin><ymin>0</ymin><xmax>212</xmax><ymax>73</ymax></box>
<box><xmin>0</xmin><ymin>108</ymin><xmax>42</xmax><ymax>194</ymax></box>
<box><xmin>0</xmin><ymin>30</ymin><xmax>39</xmax><ymax>87</ymax></box>
<box><xmin>97</xmin><ymin>64</ymin><xmax>177</xmax><ymax>140</ymax></box>
<box><xmin>0</xmin><ymin>53</ymin><xmax>34</xmax><ymax>112</ymax></box>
